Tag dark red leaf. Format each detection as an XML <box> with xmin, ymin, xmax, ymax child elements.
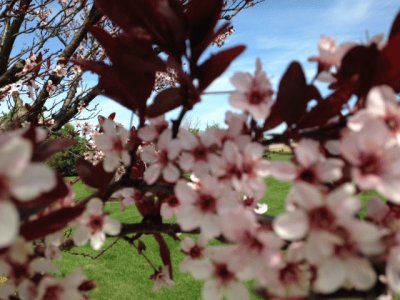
<box><xmin>198</xmin><ymin>45</ymin><xmax>246</xmax><ymax>92</ymax></box>
<box><xmin>307</xmin><ymin>84</ymin><xmax>323</xmax><ymax>103</ymax></box>
<box><xmin>298</xmin><ymin>86</ymin><xmax>353</xmax><ymax>129</ymax></box>
<box><xmin>276</xmin><ymin>62</ymin><xmax>309</xmax><ymax>125</ymax></box>
<box><xmin>20</xmin><ymin>205</ymin><xmax>85</xmax><ymax>241</ymax></box>
<box><xmin>187</xmin><ymin>0</ymin><xmax>223</xmax><ymax>49</ymax></box>
<box><xmin>263</xmin><ymin>103</ymin><xmax>283</xmax><ymax>131</ymax></box>
<box><xmin>32</xmin><ymin>138</ymin><xmax>77</xmax><ymax>162</ymax></box>
<box><xmin>389</xmin><ymin>11</ymin><xmax>400</xmax><ymax>40</ymax></box>
<box><xmin>153</xmin><ymin>233</ymin><xmax>173</xmax><ymax>279</ymax></box>
<box><xmin>192</xmin><ymin>22</ymin><xmax>231</xmax><ymax>64</ymax></box>
<box><xmin>146</xmin><ymin>87</ymin><xmax>184</xmax><ymax>118</ymax></box>
<box><xmin>337</xmin><ymin>45</ymin><xmax>379</xmax><ymax>96</ymax></box>
<box><xmin>375</xmin><ymin>35</ymin><xmax>400</xmax><ymax>92</ymax></box>
<box><xmin>76</xmin><ymin>159</ymin><xmax>114</xmax><ymax>191</ymax></box>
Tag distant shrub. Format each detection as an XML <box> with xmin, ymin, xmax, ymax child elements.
<box><xmin>47</xmin><ymin>124</ymin><xmax>88</xmax><ymax>176</ymax></box>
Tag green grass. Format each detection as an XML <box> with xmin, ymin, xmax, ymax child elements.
<box><xmin>59</xmin><ymin>154</ymin><xmax>378</xmax><ymax>299</ymax></box>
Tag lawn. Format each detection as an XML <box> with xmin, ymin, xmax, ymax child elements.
<box><xmin>58</xmin><ymin>152</ymin><xmax>373</xmax><ymax>299</ymax></box>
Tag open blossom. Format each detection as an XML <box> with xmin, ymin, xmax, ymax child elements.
<box><xmin>54</xmin><ymin>64</ymin><xmax>67</xmax><ymax>77</ymax></box>
<box><xmin>220</xmin><ymin>208</ymin><xmax>283</xmax><ymax>280</ymax></box>
<box><xmin>34</xmin><ymin>270</ymin><xmax>88</xmax><ymax>300</ymax></box>
<box><xmin>94</xmin><ymin>119</ymin><xmax>130</xmax><ymax>172</ymax></box>
<box><xmin>174</xmin><ymin>177</ymin><xmax>238</xmax><ymax>239</ymax></box>
<box><xmin>72</xmin><ymin>198</ymin><xmax>121</xmax><ymax>250</ymax></box>
<box><xmin>260</xmin><ymin>243</ymin><xmax>312</xmax><ymax>298</ymax></box>
<box><xmin>150</xmin><ymin>266</ymin><xmax>174</xmax><ymax>293</ymax></box>
<box><xmin>229</xmin><ymin>58</ymin><xmax>273</xmax><ymax>121</ymax></box>
<box><xmin>138</xmin><ymin>116</ymin><xmax>168</xmax><ymax>142</ymax></box>
<box><xmin>308</xmin><ymin>35</ymin><xmax>355</xmax><ymax>68</ymax></box>
<box><xmin>349</xmin><ymin>86</ymin><xmax>400</xmax><ymax>144</ymax></box>
<box><xmin>211</xmin><ymin>141</ymin><xmax>269</xmax><ymax>200</ymax></box>
<box><xmin>269</xmin><ymin>139</ymin><xmax>343</xmax><ymax>186</ymax></box>
<box><xmin>341</xmin><ymin>119</ymin><xmax>400</xmax><ymax>203</ymax></box>
<box><xmin>46</xmin><ymin>80</ymin><xmax>56</xmax><ymax>95</ymax></box>
<box><xmin>273</xmin><ymin>183</ymin><xmax>383</xmax><ymax>293</ymax></box>
<box><xmin>22</xmin><ymin>54</ymin><xmax>37</xmax><ymax>73</ymax></box>
<box><xmin>112</xmin><ymin>187</ymin><xmax>143</xmax><ymax>210</ymax></box>
<box><xmin>194</xmin><ymin>247</ymin><xmax>250</xmax><ymax>300</ymax></box>
<box><xmin>178</xmin><ymin>128</ymin><xmax>219</xmax><ymax>177</ymax></box>
<box><xmin>160</xmin><ymin>195</ymin><xmax>180</xmax><ymax>219</ymax></box>
<box><xmin>0</xmin><ymin>136</ymin><xmax>56</xmax><ymax>248</ymax></box>
<box><xmin>180</xmin><ymin>237</ymin><xmax>208</xmax><ymax>276</ymax></box>
<box><xmin>141</xmin><ymin>128</ymin><xmax>181</xmax><ymax>184</ymax></box>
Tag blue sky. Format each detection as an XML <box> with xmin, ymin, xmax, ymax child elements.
<box><xmin>91</xmin><ymin>0</ymin><xmax>399</xmax><ymax>129</ymax></box>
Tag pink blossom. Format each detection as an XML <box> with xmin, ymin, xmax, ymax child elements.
<box><xmin>112</xmin><ymin>187</ymin><xmax>142</xmax><ymax>210</ymax></box>
<box><xmin>196</xmin><ymin>248</ymin><xmax>250</xmax><ymax>300</ymax></box>
<box><xmin>178</xmin><ymin>129</ymin><xmax>219</xmax><ymax>177</ymax></box>
<box><xmin>54</xmin><ymin>64</ymin><xmax>67</xmax><ymax>77</ymax></box>
<box><xmin>179</xmin><ymin>237</ymin><xmax>208</xmax><ymax>276</ymax></box>
<box><xmin>160</xmin><ymin>195</ymin><xmax>180</xmax><ymax>219</ymax></box>
<box><xmin>174</xmin><ymin>177</ymin><xmax>237</xmax><ymax>239</ymax></box>
<box><xmin>269</xmin><ymin>139</ymin><xmax>343</xmax><ymax>186</ymax></box>
<box><xmin>94</xmin><ymin>119</ymin><xmax>130</xmax><ymax>172</ymax></box>
<box><xmin>46</xmin><ymin>80</ymin><xmax>56</xmax><ymax>95</ymax></box>
<box><xmin>150</xmin><ymin>266</ymin><xmax>174</xmax><ymax>293</ymax></box>
<box><xmin>138</xmin><ymin>116</ymin><xmax>168</xmax><ymax>142</ymax></box>
<box><xmin>0</xmin><ymin>136</ymin><xmax>55</xmax><ymax>248</ymax></box>
<box><xmin>72</xmin><ymin>198</ymin><xmax>121</xmax><ymax>250</ymax></box>
<box><xmin>260</xmin><ymin>244</ymin><xmax>311</xmax><ymax>298</ymax></box>
<box><xmin>349</xmin><ymin>86</ymin><xmax>400</xmax><ymax>144</ymax></box>
<box><xmin>34</xmin><ymin>270</ymin><xmax>87</xmax><ymax>300</ymax></box>
<box><xmin>309</xmin><ymin>35</ymin><xmax>356</xmax><ymax>68</ymax></box>
<box><xmin>141</xmin><ymin>129</ymin><xmax>181</xmax><ymax>184</ymax></box>
<box><xmin>220</xmin><ymin>208</ymin><xmax>283</xmax><ymax>280</ymax></box>
<box><xmin>229</xmin><ymin>58</ymin><xmax>273</xmax><ymax>121</ymax></box>
<box><xmin>341</xmin><ymin>120</ymin><xmax>400</xmax><ymax>203</ymax></box>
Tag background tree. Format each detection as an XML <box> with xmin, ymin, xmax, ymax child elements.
<box><xmin>0</xmin><ymin>0</ymin><xmax>264</xmax><ymax>132</ymax></box>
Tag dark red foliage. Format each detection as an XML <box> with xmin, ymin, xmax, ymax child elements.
<box><xmin>389</xmin><ymin>11</ymin><xmax>400</xmax><ymax>40</ymax></box>
<box><xmin>335</xmin><ymin>45</ymin><xmax>380</xmax><ymax>97</ymax></box>
<box><xmin>298</xmin><ymin>86</ymin><xmax>353</xmax><ymax>129</ymax></box>
<box><xmin>197</xmin><ymin>45</ymin><xmax>246</xmax><ymax>92</ymax></box>
<box><xmin>146</xmin><ymin>87</ymin><xmax>184</xmax><ymax>118</ymax></box>
<box><xmin>276</xmin><ymin>62</ymin><xmax>312</xmax><ymax>126</ymax></box>
<box><xmin>20</xmin><ymin>205</ymin><xmax>85</xmax><ymax>241</ymax></box>
<box><xmin>76</xmin><ymin>159</ymin><xmax>114</xmax><ymax>192</ymax></box>
<box><xmin>32</xmin><ymin>138</ymin><xmax>77</xmax><ymax>162</ymax></box>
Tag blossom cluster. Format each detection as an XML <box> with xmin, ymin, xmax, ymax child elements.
<box><xmin>0</xmin><ymin>1</ymin><xmax>399</xmax><ymax>299</ymax></box>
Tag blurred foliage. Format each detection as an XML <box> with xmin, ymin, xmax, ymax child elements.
<box><xmin>47</xmin><ymin>124</ymin><xmax>88</xmax><ymax>176</ymax></box>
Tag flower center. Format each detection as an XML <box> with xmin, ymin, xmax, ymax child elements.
<box><xmin>89</xmin><ymin>215</ymin><xmax>104</xmax><ymax>232</ymax></box>
<box><xmin>385</xmin><ymin>115</ymin><xmax>400</xmax><ymax>132</ymax></box>
<box><xmin>192</xmin><ymin>146</ymin><xmax>207</xmax><ymax>161</ymax></box>
<box><xmin>43</xmin><ymin>285</ymin><xmax>63</xmax><ymax>300</ymax></box>
<box><xmin>279</xmin><ymin>263</ymin><xmax>300</xmax><ymax>285</ymax></box>
<box><xmin>249</xmin><ymin>90</ymin><xmax>265</xmax><ymax>104</ymax></box>
<box><xmin>188</xmin><ymin>245</ymin><xmax>203</xmax><ymax>259</ymax></box>
<box><xmin>308</xmin><ymin>206</ymin><xmax>335</xmax><ymax>230</ymax></box>
<box><xmin>214</xmin><ymin>263</ymin><xmax>234</xmax><ymax>284</ymax></box>
<box><xmin>113</xmin><ymin>138</ymin><xmax>124</xmax><ymax>153</ymax></box>
<box><xmin>359</xmin><ymin>153</ymin><xmax>382</xmax><ymax>175</ymax></box>
<box><xmin>196</xmin><ymin>194</ymin><xmax>217</xmax><ymax>213</ymax></box>
<box><xmin>158</xmin><ymin>149</ymin><xmax>169</xmax><ymax>166</ymax></box>
<box><xmin>166</xmin><ymin>195</ymin><xmax>179</xmax><ymax>207</ymax></box>
<box><xmin>298</xmin><ymin>168</ymin><xmax>316</xmax><ymax>184</ymax></box>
